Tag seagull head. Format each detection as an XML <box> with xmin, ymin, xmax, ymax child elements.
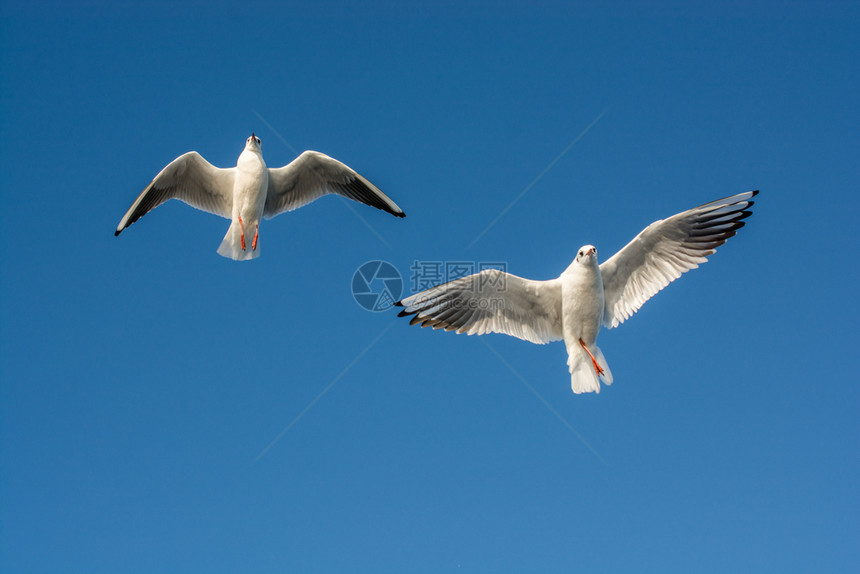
<box><xmin>576</xmin><ymin>245</ymin><xmax>597</xmax><ymax>264</ymax></box>
<box><xmin>245</xmin><ymin>132</ymin><xmax>262</xmax><ymax>151</ymax></box>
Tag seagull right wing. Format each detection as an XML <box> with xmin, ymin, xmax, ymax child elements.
<box><xmin>264</xmin><ymin>151</ymin><xmax>405</xmax><ymax>219</ymax></box>
<box><xmin>115</xmin><ymin>152</ymin><xmax>234</xmax><ymax>236</ymax></box>
<box><xmin>395</xmin><ymin>269</ymin><xmax>563</xmax><ymax>345</ymax></box>
<box><xmin>600</xmin><ymin>190</ymin><xmax>758</xmax><ymax>328</ymax></box>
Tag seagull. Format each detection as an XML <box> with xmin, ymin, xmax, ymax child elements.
<box><xmin>395</xmin><ymin>191</ymin><xmax>758</xmax><ymax>394</ymax></box>
<box><xmin>115</xmin><ymin>133</ymin><xmax>406</xmax><ymax>260</ymax></box>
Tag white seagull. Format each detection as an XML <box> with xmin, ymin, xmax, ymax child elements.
<box><xmin>115</xmin><ymin>133</ymin><xmax>406</xmax><ymax>260</ymax></box>
<box><xmin>395</xmin><ymin>191</ymin><xmax>758</xmax><ymax>394</ymax></box>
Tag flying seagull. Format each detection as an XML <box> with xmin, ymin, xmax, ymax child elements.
<box><xmin>115</xmin><ymin>134</ymin><xmax>405</xmax><ymax>260</ymax></box>
<box><xmin>395</xmin><ymin>191</ymin><xmax>758</xmax><ymax>394</ymax></box>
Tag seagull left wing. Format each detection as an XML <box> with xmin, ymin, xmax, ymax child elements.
<box><xmin>264</xmin><ymin>151</ymin><xmax>405</xmax><ymax>219</ymax></box>
<box><xmin>600</xmin><ymin>190</ymin><xmax>758</xmax><ymax>328</ymax></box>
<box><xmin>395</xmin><ymin>269</ymin><xmax>563</xmax><ymax>345</ymax></box>
<box><xmin>115</xmin><ymin>152</ymin><xmax>234</xmax><ymax>235</ymax></box>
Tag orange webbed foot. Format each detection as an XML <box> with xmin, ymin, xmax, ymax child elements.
<box><xmin>239</xmin><ymin>216</ymin><xmax>246</xmax><ymax>251</ymax></box>
<box><xmin>579</xmin><ymin>338</ymin><xmax>605</xmax><ymax>376</ymax></box>
<box><xmin>252</xmin><ymin>225</ymin><xmax>259</xmax><ymax>251</ymax></box>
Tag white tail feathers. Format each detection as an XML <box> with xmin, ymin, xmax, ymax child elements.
<box><xmin>567</xmin><ymin>342</ymin><xmax>613</xmax><ymax>394</ymax></box>
<box><xmin>217</xmin><ymin>220</ymin><xmax>260</xmax><ymax>261</ymax></box>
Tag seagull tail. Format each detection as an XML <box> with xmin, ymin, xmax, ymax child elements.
<box><xmin>217</xmin><ymin>220</ymin><xmax>260</xmax><ymax>261</ymax></box>
<box><xmin>567</xmin><ymin>342</ymin><xmax>613</xmax><ymax>394</ymax></box>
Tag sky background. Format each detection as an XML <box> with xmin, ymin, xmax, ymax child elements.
<box><xmin>1</xmin><ymin>1</ymin><xmax>858</xmax><ymax>572</ymax></box>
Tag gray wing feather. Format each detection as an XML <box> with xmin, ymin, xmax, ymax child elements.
<box><xmin>264</xmin><ymin>151</ymin><xmax>405</xmax><ymax>218</ymax></box>
<box><xmin>395</xmin><ymin>269</ymin><xmax>563</xmax><ymax>345</ymax></box>
<box><xmin>600</xmin><ymin>190</ymin><xmax>758</xmax><ymax>328</ymax></box>
<box><xmin>115</xmin><ymin>151</ymin><xmax>234</xmax><ymax>235</ymax></box>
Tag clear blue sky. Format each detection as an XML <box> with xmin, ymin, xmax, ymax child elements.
<box><xmin>1</xmin><ymin>1</ymin><xmax>858</xmax><ymax>572</ymax></box>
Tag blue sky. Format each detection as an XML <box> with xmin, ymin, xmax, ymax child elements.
<box><xmin>1</xmin><ymin>1</ymin><xmax>858</xmax><ymax>572</ymax></box>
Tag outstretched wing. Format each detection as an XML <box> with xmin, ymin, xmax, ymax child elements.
<box><xmin>600</xmin><ymin>190</ymin><xmax>758</xmax><ymax>328</ymax></box>
<box><xmin>115</xmin><ymin>152</ymin><xmax>234</xmax><ymax>235</ymax></box>
<box><xmin>395</xmin><ymin>269</ymin><xmax>563</xmax><ymax>345</ymax></box>
<box><xmin>264</xmin><ymin>151</ymin><xmax>405</xmax><ymax>219</ymax></box>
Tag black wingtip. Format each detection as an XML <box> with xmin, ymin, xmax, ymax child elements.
<box><xmin>393</xmin><ymin>300</ymin><xmax>405</xmax><ymax>307</ymax></box>
<box><xmin>114</xmin><ymin>229</ymin><xmax>122</xmax><ymax>237</ymax></box>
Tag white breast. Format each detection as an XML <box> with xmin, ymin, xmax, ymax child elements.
<box><xmin>234</xmin><ymin>150</ymin><xmax>269</xmax><ymax>218</ymax></box>
<box><xmin>560</xmin><ymin>262</ymin><xmax>604</xmax><ymax>345</ymax></box>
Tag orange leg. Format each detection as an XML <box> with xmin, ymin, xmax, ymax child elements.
<box><xmin>252</xmin><ymin>224</ymin><xmax>259</xmax><ymax>251</ymax></box>
<box><xmin>579</xmin><ymin>338</ymin><xmax>605</xmax><ymax>376</ymax></box>
<box><xmin>238</xmin><ymin>216</ymin><xmax>246</xmax><ymax>251</ymax></box>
